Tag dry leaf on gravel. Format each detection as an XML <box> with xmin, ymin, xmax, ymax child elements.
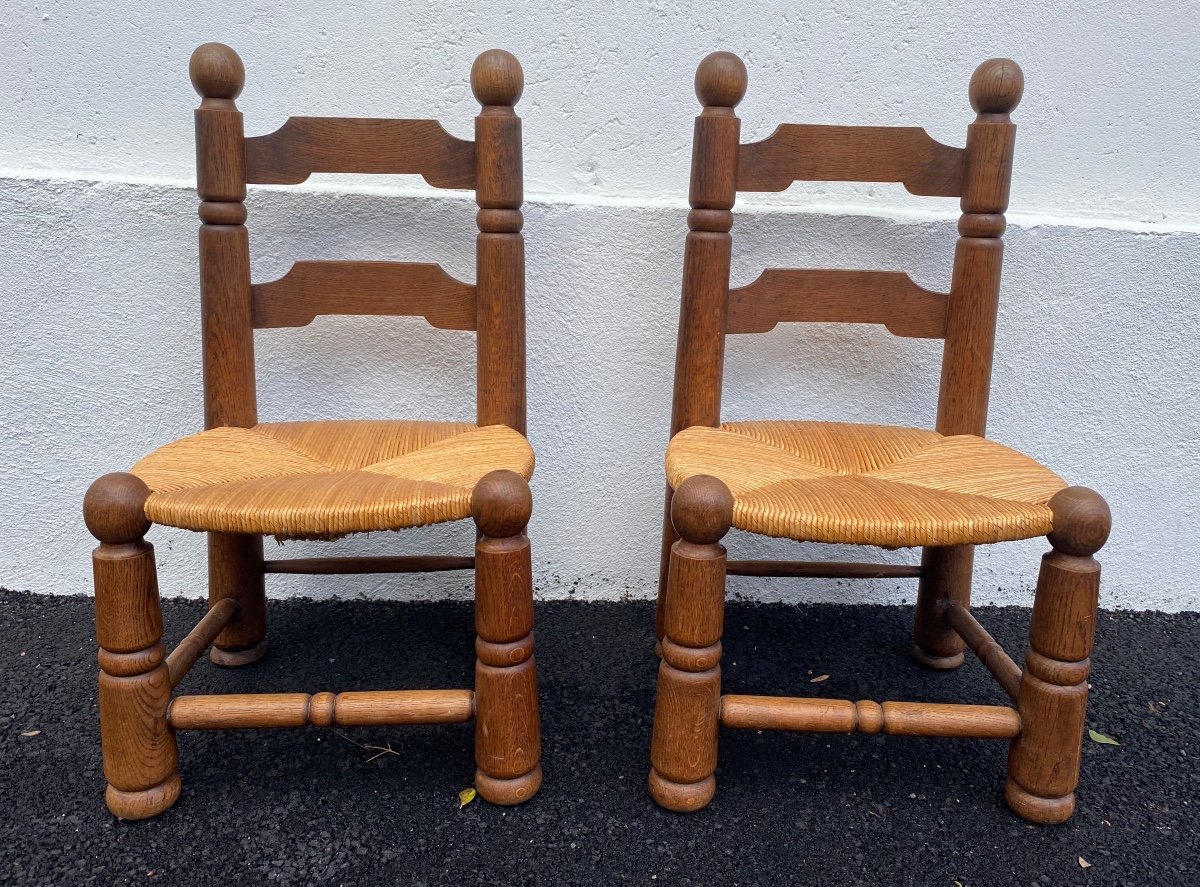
<box><xmin>1088</xmin><ymin>729</ymin><xmax>1120</xmax><ymax>746</ymax></box>
<box><xmin>458</xmin><ymin>787</ymin><xmax>477</xmax><ymax>809</ymax></box>
<box><xmin>810</xmin><ymin>674</ymin><xmax>830</xmax><ymax>683</ymax></box>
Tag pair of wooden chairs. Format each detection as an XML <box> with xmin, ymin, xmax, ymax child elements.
<box><xmin>85</xmin><ymin>45</ymin><xmax>1109</xmax><ymax>826</ymax></box>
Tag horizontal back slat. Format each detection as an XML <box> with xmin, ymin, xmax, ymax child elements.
<box><xmin>737</xmin><ymin>125</ymin><xmax>966</xmax><ymax>197</ymax></box>
<box><xmin>245</xmin><ymin>118</ymin><xmax>476</xmax><ymax>189</ymax></box>
<box><xmin>252</xmin><ymin>261</ymin><xmax>477</xmax><ymax>331</ymax></box>
<box><xmin>726</xmin><ymin>268</ymin><xmax>948</xmax><ymax>338</ymax></box>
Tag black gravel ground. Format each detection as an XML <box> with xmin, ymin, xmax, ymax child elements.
<box><xmin>1</xmin><ymin>590</ymin><xmax>1196</xmax><ymax>886</ymax></box>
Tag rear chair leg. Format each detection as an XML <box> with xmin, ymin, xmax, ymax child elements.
<box><xmin>1006</xmin><ymin>487</ymin><xmax>1110</xmax><ymax>824</ymax></box>
<box><xmin>207</xmin><ymin>532</ymin><xmax>268</xmax><ymax>666</ymax></box>
<box><xmin>471</xmin><ymin>470</ymin><xmax>542</xmax><ymax>804</ymax></box>
<box><xmin>649</xmin><ymin>475</ymin><xmax>732</xmax><ymax>812</ymax></box>
<box><xmin>84</xmin><ymin>473</ymin><xmax>180</xmax><ymax>820</ymax></box>
<box><xmin>913</xmin><ymin>544</ymin><xmax>974</xmax><ymax>670</ymax></box>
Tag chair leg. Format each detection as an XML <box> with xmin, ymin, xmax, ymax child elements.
<box><xmin>649</xmin><ymin>475</ymin><xmax>732</xmax><ymax>812</ymax></box>
<box><xmin>1006</xmin><ymin>487</ymin><xmax>1110</xmax><ymax>824</ymax></box>
<box><xmin>207</xmin><ymin>532</ymin><xmax>268</xmax><ymax>666</ymax></box>
<box><xmin>655</xmin><ymin>483</ymin><xmax>678</xmax><ymax>647</ymax></box>
<box><xmin>471</xmin><ymin>470</ymin><xmax>542</xmax><ymax>804</ymax></box>
<box><xmin>84</xmin><ymin>473</ymin><xmax>181</xmax><ymax>820</ymax></box>
<box><xmin>912</xmin><ymin>544</ymin><xmax>973</xmax><ymax>669</ymax></box>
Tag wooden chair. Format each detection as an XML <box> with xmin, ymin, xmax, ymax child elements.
<box><xmin>649</xmin><ymin>53</ymin><xmax>1111</xmax><ymax>824</ymax></box>
<box><xmin>83</xmin><ymin>43</ymin><xmax>541</xmax><ymax>819</ymax></box>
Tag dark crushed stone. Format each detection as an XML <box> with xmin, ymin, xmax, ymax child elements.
<box><xmin>0</xmin><ymin>590</ymin><xmax>1196</xmax><ymax>885</ymax></box>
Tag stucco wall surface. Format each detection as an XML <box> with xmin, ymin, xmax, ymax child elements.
<box><xmin>2</xmin><ymin>1</ymin><xmax>1197</xmax><ymax>610</ymax></box>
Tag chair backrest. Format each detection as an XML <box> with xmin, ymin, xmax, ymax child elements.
<box><xmin>188</xmin><ymin>43</ymin><xmax>527</xmax><ymax>435</ymax></box>
<box><xmin>671</xmin><ymin>52</ymin><xmax>1023</xmax><ymax>440</ymax></box>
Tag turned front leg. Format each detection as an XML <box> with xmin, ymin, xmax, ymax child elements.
<box><xmin>471</xmin><ymin>470</ymin><xmax>542</xmax><ymax>804</ymax></box>
<box><xmin>649</xmin><ymin>475</ymin><xmax>733</xmax><ymax>812</ymax></box>
<box><xmin>1006</xmin><ymin>487</ymin><xmax>1110</xmax><ymax>824</ymax></box>
<box><xmin>84</xmin><ymin>473</ymin><xmax>180</xmax><ymax>820</ymax></box>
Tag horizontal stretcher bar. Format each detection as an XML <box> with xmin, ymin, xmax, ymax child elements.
<box><xmin>262</xmin><ymin>555</ymin><xmax>475</xmax><ymax>575</ymax></box>
<box><xmin>167</xmin><ymin>689</ymin><xmax>475</xmax><ymax>730</ymax></box>
<box><xmin>945</xmin><ymin>603</ymin><xmax>1023</xmax><ymax>701</ymax></box>
<box><xmin>719</xmin><ymin>695</ymin><xmax>1021</xmax><ymax>739</ymax></box>
<box><xmin>726</xmin><ymin>560</ymin><xmax>922</xmax><ymax>579</ymax></box>
<box><xmin>166</xmin><ymin>598</ymin><xmax>239</xmax><ymax>688</ymax></box>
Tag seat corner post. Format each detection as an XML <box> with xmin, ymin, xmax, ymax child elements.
<box><xmin>1006</xmin><ymin>486</ymin><xmax>1109</xmax><ymax>824</ymax></box>
<box><xmin>207</xmin><ymin>532</ymin><xmax>267</xmax><ymax>666</ymax></box>
<box><xmin>649</xmin><ymin>474</ymin><xmax>732</xmax><ymax>812</ymax></box>
<box><xmin>84</xmin><ymin>472</ymin><xmax>180</xmax><ymax>820</ymax></box>
<box><xmin>471</xmin><ymin>470</ymin><xmax>542</xmax><ymax>805</ymax></box>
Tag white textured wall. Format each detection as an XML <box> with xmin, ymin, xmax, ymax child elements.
<box><xmin>2</xmin><ymin>1</ymin><xmax>1197</xmax><ymax>610</ymax></box>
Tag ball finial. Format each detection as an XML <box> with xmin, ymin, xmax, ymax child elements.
<box><xmin>84</xmin><ymin>472</ymin><xmax>152</xmax><ymax>544</ymax></box>
<box><xmin>695</xmin><ymin>51</ymin><xmax>747</xmax><ymax>108</ymax></box>
<box><xmin>471</xmin><ymin>470</ymin><xmax>533</xmax><ymax>537</ymax></box>
<box><xmin>189</xmin><ymin>42</ymin><xmax>245</xmax><ymax>100</ymax></box>
<box><xmin>671</xmin><ymin>475</ymin><xmax>734</xmax><ymax>544</ymax></box>
<box><xmin>471</xmin><ymin>49</ymin><xmax>524</xmax><ymax>107</ymax></box>
<box><xmin>1047</xmin><ymin>486</ymin><xmax>1111</xmax><ymax>556</ymax></box>
<box><xmin>969</xmin><ymin>58</ymin><xmax>1023</xmax><ymax>114</ymax></box>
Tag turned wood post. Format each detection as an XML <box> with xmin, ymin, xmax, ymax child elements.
<box><xmin>472</xmin><ymin>50</ymin><xmax>526</xmax><ymax>435</ymax></box>
<box><xmin>190</xmin><ymin>43</ymin><xmax>267</xmax><ymax>666</ymax></box>
<box><xmin>84</xmin><ymin>473</ymin><xmax>180</xmax><ymax>820</ymax></box>
<box><xmin>657</xmin><ymin>53</ymin><xmax>746</xmax><ymax>641</ymax></box>
<box><xmin>471</xmin><ymin>470</ymin><xmax>542</xmax><ymax>804</ymax></box>
<box><xmin>914</xmin><ymin>59</ymin><xmax>1023</xmax><ymax>669</ymax></box>
<box><xmin>650</xmin><ymin>474</ymin><xmax>733</xmax><ymax>812</ymax></box>
<box><xmin>1006</xmin><ymin>487</ymin><xmax>1110</xmax><ymax>824</ymax></box>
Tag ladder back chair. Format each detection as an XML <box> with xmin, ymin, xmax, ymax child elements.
<box><xmin>649</xmin><ymin>52</ymin><xmax>1111</xmax><ymax>824</ymax></box>
<box><xmin>83</xmin><ymin>43</ymin><xmax>541</xmax><ymax>819</ymax></box>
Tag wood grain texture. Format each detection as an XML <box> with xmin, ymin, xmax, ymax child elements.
<box><xmin>650</xmin><ymin>473</ymin><xmax>733</xmax><ymax>812</ymax></box>
<box><xmin>206</xmin><ymin>533</ymin><xmax>267</xmax><ymax>667</ymax></box>
<box><xmin>1006</xmin><ymin>487</ymin><xmax>1108</xmax><ymax>824</ymax></box>
<box><xmin>657</xmin><ymin>56</ymin><xmax>745</xmax><ymax>636</ymax></box>
<box><xmin>471</xmin><ymin>465</ymin><xmax>541</xmax><ymax>805</ymax></box>
<box><xmin>251</xmin><ymin>261</ymin><xmax>477</xmax><ymax>331</ymax></box>
<box><xmin>168</xmin><ymin>689</ymin><xmax>475</xmax><ymax>729</ymax></box>
<box><xmin>85</xmin><ymin>473</ymin><xmax>180</xmax><ymax>820</ymax></box>
<box><xmin>719</xmin><ymin>696</ymin><xmax>1021</xmax><ymax>739</ymax></box>
<box><xmin>736</xmin><ymin>124</ymin><xmax>966</xmax><ymax>196</ymax></box>
<box><xmin>726</xmin><ymin>268</ymin><xmax>948</xmax><ymax>338</ymax></box>
<box><xmin>244</xmin><ymin>117</ymin><xmax>475</xmax><ymax>189</ymax></box>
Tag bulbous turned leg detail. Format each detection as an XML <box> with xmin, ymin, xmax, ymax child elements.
<box><xmin>912</xmin><ymin>545</ymin><xmax>974</xmax><ymax>670</ymax></box>
<box><xmin>649</xmin><ymin>475</ymin><xmax>732</xmax><ymax>812</ymax></box>
<box><xmin>1006</xmin><ymin>487</ymin><xmax>1110</xmax><ymax>824</ymax></box>
<box><xmin>471</xmin><ymin>471</ymin><xmax>542</xmax><ymax>805</ymax></box>
<box><xmin>84</xmin><ymin>472</ymin><xmax>180</xmax><ymax>820</ymax></box>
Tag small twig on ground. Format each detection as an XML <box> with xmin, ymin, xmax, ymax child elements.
<box><xmin>332</xmin><ymin>730</ymin><xmax>400</xmax><ymax>763</ymax></box>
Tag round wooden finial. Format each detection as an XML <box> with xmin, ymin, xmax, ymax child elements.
<box><xmin>84</xmin><ymin>472</ymin><xmax>152</xmax><ymax>544</ymax></box>
<box><xmin>671</xmin><ymin>475</ymin><xmax>734</xmax><ymax>544</ymax></box>
<box><xmin>1047</xmin><ymin>486</ymin><xmax>1111</xmax><ymax>556</ymax></box>
<box><xmin>695</xmin><ymin>51</ymin><xmax>747</xmax><ymax>108</ymax></box>
<box><xmin>471</xmin><ymin>49</ymin><xmax>524</xmax><ymax>106</ymax></box>
<box><xmin>471</xmin><ymin>470</ymin><xmax>533</xmax><ymax>537</ymax></box>
<box><xmin>189</xmin><ymin>42</ymin><xmax>245</xmax><ymax>100</ymax></box>
<box><xmin>969</xmin><ymin>58</ymin><xmax>1023</xmax><ymax>114</ymax></box>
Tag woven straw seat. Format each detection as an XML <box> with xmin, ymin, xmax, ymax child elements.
<box><xmin>131</xmin><ymin>420</ymin><xmax>534</xmax><ymax>539</ymax></box>
<box><xmin>666</xmin><ymin>421</ymin><xmax>1066</xmax><ymax>548</ymax></box>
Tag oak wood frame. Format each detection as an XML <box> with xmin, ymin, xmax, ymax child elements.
<box><xmin>650</xmin><ymin>53</ymin><xmax>1111</xmax><ymax>825</ymax></box>
<box><xmin>84</xmin><ymin>44</ymin><xmax>540</xmax><ymax>820</ymax></box>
